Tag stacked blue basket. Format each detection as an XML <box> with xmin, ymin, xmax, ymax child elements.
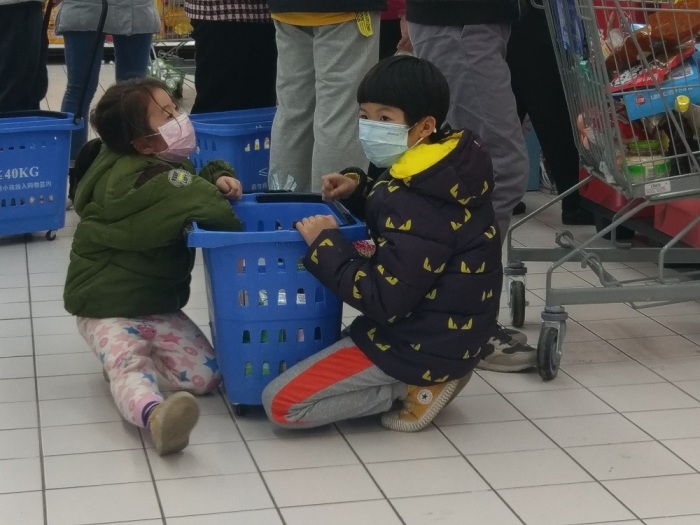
<box><xmin>0</xmin><ymin>112</ymin><xmax>81</xmax><ymax>239</ymax></box>
<box><xmin>187</xmin><ymin>193</ymin><xmax>367</xmax><ymax>408</ymax></box>
<box><xmin>189</xmin><ymin>107</ymin><xmax>276</xmax><ymax>193</ymax></box>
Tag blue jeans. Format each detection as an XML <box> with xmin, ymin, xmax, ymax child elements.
<box><xmin>61</xmin><ymin>32</ymin><xmax>153</xmax><ymax>160</ymax></box>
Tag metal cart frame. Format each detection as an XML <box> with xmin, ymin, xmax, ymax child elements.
<box><xmin>505</xmin><ymin>0</ymin><xmax>700</xmax><ymax>379</ymax></box>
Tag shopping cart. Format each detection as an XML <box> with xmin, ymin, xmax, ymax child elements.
<box><xmin>150</xmin><ymin>0</ymin><xmax>194</xmax><ymax>98</ymax></box>
<box><xmin>187</xmin><ymin>193</ymin><xmax>367</xmax><ymax>414</ymax></box>
<box><xmin>506</xmin><ymin>0</ymin><xmax>700</xmax><ymax>379</ymax></box>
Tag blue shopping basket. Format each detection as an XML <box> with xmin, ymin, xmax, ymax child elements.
<box><xmin>187</xmin><ymin>193</ymin><xmax>367</xmax><ymax>410</ymax></box>
<box><xmin>190</xmin><ymin>107</ymin><xmax>276</xmax><ymax>193</ymax></box>
<box><xmin>0</xmin><ymin>111</ymin><xmax>82</xmax><ymax>239</ymax></box>
<box><xmin>0</xmin><ymin>0</ymin><xmax>105</xmax><ymax>240</ymax></box>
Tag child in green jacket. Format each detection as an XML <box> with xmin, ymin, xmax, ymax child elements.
<box><xmin>64</xmin><ymin>78</ymin><xmax>242</xmax><ymax>455</ymax></box>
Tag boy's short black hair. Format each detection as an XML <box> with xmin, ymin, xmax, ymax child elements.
<box><xmin>357</xmin><ymin>55</ymin><xmax>451</xmax><ymax>134</ymax></box>
<box><xmin>89</xmin><ymin>77</ymin><xmax>173</xmax><ymax>155</ymax></box>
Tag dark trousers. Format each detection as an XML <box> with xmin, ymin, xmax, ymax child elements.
<box><xmin>190</xmin><ymin>20</ymin><xmax>277</xmax><ymax>114</ymax></box>
<box><xmin>0</xmin><ymin>2</ymin><xmax>49</xmax><ymax>112</ymax></box>
<box><xmin>366</xmin><ymin>19</ymin><xmax>403</xmax><ymax>181</ymax></box>
<box><xmin>379</xmin><ymin>19</ymin><xmax>401</xmax><ymax>61</ymax></box>
<box><xmin>507</xmin><ymin>7</ymin><xmax>581</xmax><ymax>213</ymax></box>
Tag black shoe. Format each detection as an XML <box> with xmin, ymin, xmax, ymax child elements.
<box><xmin>513</xmin><ymin>202</ymin><xmax>526</xmax><ymax>215</ymax></box>
<box><xmin>562</xmin><ymin>208</ymin><xmax>595</xmax><ymax>225</ymax></box>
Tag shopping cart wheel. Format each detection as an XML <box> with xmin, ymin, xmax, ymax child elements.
<box><xmin>45</xmin><ymin>230</ymin><xmax>57</xmax><ymax>241</ymax></box>
<box><xmin>509</xmin><ymin>281</ymin><xmax>526</xmax><ymax>328</ymax></box>
<box><xmin>537</xmin><ymin>325</ymin><xmax>561</xmax><ymax>381</ymax></box>
<box><xmin>234</xmin><ymin>404</ymin><xmax>248</xmax><ymax>416</ymax></box>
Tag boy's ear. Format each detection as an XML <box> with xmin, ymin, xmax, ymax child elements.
<box><xmin>417</xmin><ymin>116</ymin><xmax>437</xmax><ymax>139</ymax></box>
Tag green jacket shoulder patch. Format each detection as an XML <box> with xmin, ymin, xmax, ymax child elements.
<box><xmin>167</xmin><ymin>169</ymin><xmax>192</xmax><ymax>187</ymax></box>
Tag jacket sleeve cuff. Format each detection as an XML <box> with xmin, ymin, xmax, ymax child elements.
<box><xmin>303</xmin><ymin>228</ymin><xmax>359</xmax><ymax>291</ymax></box>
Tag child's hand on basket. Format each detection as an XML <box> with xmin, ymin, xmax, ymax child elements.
<box><xmin>322</xmin><ymin>173</ymin><xmax>358</xmax><ymax>202</ymax></box>
<box><xmin>216</xmin><ymin>176</ymin><xmax>243</xmax><ymax>200</ymax></box>
<box><xmin>296</xmin><ymin>215</ymin><xmax>339</xmax><ymax>246</ymax></box>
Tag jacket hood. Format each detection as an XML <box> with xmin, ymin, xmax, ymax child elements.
<box><xmin>389</xmin><ymin>129</ymin><xmax>494</xmax><ymax>209</ymax></box>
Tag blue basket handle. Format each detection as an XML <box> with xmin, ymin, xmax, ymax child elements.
<box><xmin>0</xmin><ymin>110</ymin><xmax>70</xmax><ymax>120</ymax></box>
<box><xmin>255</xmin><ymin>192</ymin><xmax>357</xmax><ymax>226</ymax></box>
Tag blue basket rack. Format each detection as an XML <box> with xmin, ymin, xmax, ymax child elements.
<box><xmin>190</xmin><ymin>107</ymin><xmax>276</xmax><ymax>194</ymax></box>
<box><xmin>187</xmin><ymin>193</ymin><xmax>367</xmax><ymax>407</ymax></box>
<box><xmin>0</xmin><ymin>111</ymin><xmax>81</xmax><ymax>239</ymax></box>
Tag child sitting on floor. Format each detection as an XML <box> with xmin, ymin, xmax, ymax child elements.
<box><xmin>64</xmin><ymin>78</ymin><xmax>242</xmax><ymax>455</ymax></box>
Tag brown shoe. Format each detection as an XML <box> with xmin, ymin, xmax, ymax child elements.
<box><xmin>149</xmin><ymin>392</ymin><xmax>200</xmax><ymax>456</ymax></box>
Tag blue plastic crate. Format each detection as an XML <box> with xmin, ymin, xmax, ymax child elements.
<box><xmin>190</xmin><ymin>107</ymin><xmax>275</xmax><ymax>194</ymax></box>
<box><xmin>0</xmin><ymin>111</ymin><xmax>81</xmax><ymax>238</ymax></box>
<box><xmin>187</xmin><ymin>193</ymin><xmax>367</xmax><ymax>406</ymax></box>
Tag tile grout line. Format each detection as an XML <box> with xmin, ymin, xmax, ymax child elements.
<box><xmin>333</xmin><ymin>423</ymin><xmax>407</xmax><ymax>525</ymax></box>
<box><xmin>135</xmin><ymin>428</ymin><xmax>168</xmax><ymax>525</ymax></box>
<box><xmin>474</xmin><ymin>369</ymin><xmax>646</xmax><ymax>522</ymax></box>
<box><xmin>25</xmin><ymin>241</ymin><xmax>49</xmax><ymax>525</ymax></box>
<box><xmin>217</xmin><ymin>389</ymin><xmax>288</xmax><ymax>524</ymax></box>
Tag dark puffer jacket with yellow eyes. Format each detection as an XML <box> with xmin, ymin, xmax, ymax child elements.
<box><xmin>304</xmin><ymin>129</ymin><xmax>503</xmax><ymax>386</ymax></box>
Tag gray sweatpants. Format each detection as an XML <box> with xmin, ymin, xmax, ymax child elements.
<box><xmin>409</xmin><ymin>23</ymin><xmax>529</xmax><ymax>239</ymax></box>
<box><xmin>269</xmin><ymin>16</ymin><xmax>380</xmax><ymax>193</ymax></box>
<box><xmin>261</xmin><ymin>337</ymin><xmax>406</xmax><ymax>429</ymax></box>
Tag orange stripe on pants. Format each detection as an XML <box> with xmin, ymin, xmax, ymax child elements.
<box><xmin>270</xmin><ymin>345</ymin><xmax>373</xmax><ymax>425</ymax></box>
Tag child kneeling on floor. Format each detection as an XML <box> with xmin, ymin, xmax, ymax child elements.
<box><xmin>63</xmin><ymin>78</ymin><xmax>243</xmax><ymax>455</ymax></box>
<box><xmin>262</xmin><ymin>56</ymin><xmax>503</xmax><ymax>432</ymax></box>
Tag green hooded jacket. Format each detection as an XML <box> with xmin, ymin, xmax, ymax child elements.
<box><xmin>64</xmin><ymin>147</ymin><xmax>242</xmax><ymax>319</ymax></box>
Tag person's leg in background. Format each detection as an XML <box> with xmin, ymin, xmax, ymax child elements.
<box><xmin>112</xmin><ymin>33</ymin><xmax>153</xmax><ymax>81</ymax></box>
<box><xmin>366</xmin><ymin>17</ymin><xmax>402</xmax><ymax>182</ymax></box>
<box><xmin>190</xmin><ymin>20</ymin><xmax>277</xmax><ymax>113</ymax></box>
<box><xmin>269</xmin><ymin>22</ymin><xmax>316</xmax><ymax>192</ymax></box>
<box><xmin>410</xmin><ymin>23</ymin><xmax>536</xmax><ymax>372</ymax></box>
<box><xmin>0</xmin><ymin>1</ymin><xmax>48</xmax><ymax>112</ymax></box>
<box><xmin>507</xmin><ymin>8</ymin><xmax>591</xmax><ymax>225</ymax></box>
<box><xmin>61</xmin><ymin>31</ymin><xmax>105</xmax><ymax>161</ymax></box>
<box><xmin>240</xmin><ymin>22</ymin><xmax>278</xmax><ymax>110</ymax></box>
<box><xmin>410</xmin><ymin>23</ymin><xmax>529</xmax><ymax>238</ymax></box>
<box><xmin>378</xmin><ymin>18</ymin><xmax>401</xmax><ymax>60</ymax></box>
<box><xmin>311</xmin><ymin>14</ymin><xmax>380</xmax><ymax>192</ymax></box>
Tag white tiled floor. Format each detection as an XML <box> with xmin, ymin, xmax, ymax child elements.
<box><xmin>2</xmin><ymin>63</ymin><xmax>700</xmax><ymax>524</ymax></box>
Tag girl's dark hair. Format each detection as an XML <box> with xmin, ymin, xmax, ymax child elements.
<box><xmin>357</xmin><ymin>55</ymin><xmax>451</xmax><ymax>140</ymax></box>
<box><xmin>89</xmin><ymin>77</ymin><xmax>173</xmax><ymax>155</ymax></box>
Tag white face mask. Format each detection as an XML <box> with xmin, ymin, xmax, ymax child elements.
<box><xmin>359</xmin><ymin>119</ymin><xmax>417</xmax><ymax>167</ymax></box>
<box><xmin>153</xmin><ymin>113</ymin><xmax>197</xmax><ymax>162</ymax></box>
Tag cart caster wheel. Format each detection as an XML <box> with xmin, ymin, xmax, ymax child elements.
<box><xmin>234</xmin><ymin>404</ymin><xmax>248</xmax><ymax>416</ymax></box>
<box><xmin>45</xmin><ymin>230</ymin><xmax>57</xmax><ymax>241</ymax></box>
<box><xmin>537</xmin><ymin>326</ymin><xmax>562</xmax><ymax>381</ymax></box>
<box><xmin>509</xmin><ymin>280</ymin><xmax>526</xmax><ymax>328</ymax></box>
